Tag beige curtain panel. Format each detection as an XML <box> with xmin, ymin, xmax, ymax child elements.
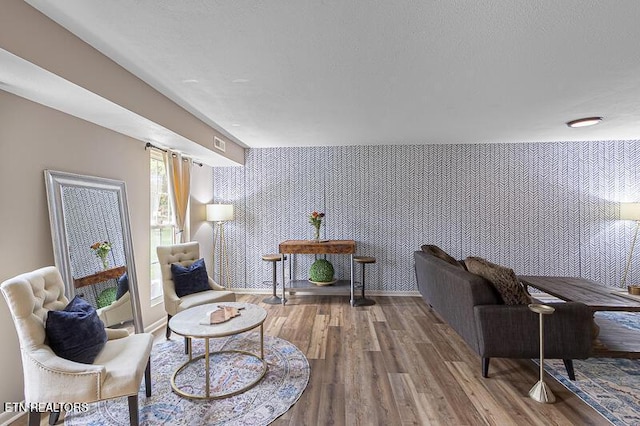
<box><xmin>166</xmin><ymin>150</ymin><xmax>192</xmax><ymax>243</ymax></box>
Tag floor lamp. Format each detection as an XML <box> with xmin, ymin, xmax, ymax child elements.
<box><xmin>620</xmin><ymin>202</ymin><xmax>640</xmax><ymax>289</ymax></box>
<box><xmin>206</xmin><ymin>203</ymin><xmax>234</xmax><ymax>289</ymax></box>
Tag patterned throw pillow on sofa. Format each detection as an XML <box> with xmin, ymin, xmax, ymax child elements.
<box><xmin>465</xmin><ymin>256</ymin><xmax>530</xmax><ymax>305</ymax></box>
<box><xmin>421</xmin><ymin>244</ymin><xmax>464</xmax><ymax>269</ymax></box>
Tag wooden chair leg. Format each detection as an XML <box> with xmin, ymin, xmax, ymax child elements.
<box><xmin>145</xmin><ymin>357</ymin><xmax>152</xmax><ymax>397</ymax></box>
<box><xmin>563</xmin><ymin>359</ymin><xmax>576</xmax><ymax>381</ymax></box>
<box><xmin>482</xmin><ymin>357</ymin><xmax>490</xmax><ymax>378</ymax></box>
<box><xmin>49</xmin><ymin>410</ymin><xmax>61</xmax><ymax>425</ymax></box>
<box><xmin>128</xmin><ymin>395</ymin><xmax>139</xmax><ymax>426</ymax></box>
<box><xmin>165</xmin><ymin>314</ymin><xmax>172</xmax><ymax>339</ymax></box>
<box><xmin>28</xmin><ymin>410</ymin><xmax>41</xmax><ymax>426</ymax></box>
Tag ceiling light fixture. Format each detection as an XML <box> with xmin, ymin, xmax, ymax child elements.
<box><xmin>566</xmin><ymin>117</ymin><xmax>603</xmax><ymax>128</ymax></box>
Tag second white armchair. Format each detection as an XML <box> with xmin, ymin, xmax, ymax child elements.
<box><xmin>157</xmin><ymin>241</ymin><xmax>235</xmax><ymax>340</ymax></box>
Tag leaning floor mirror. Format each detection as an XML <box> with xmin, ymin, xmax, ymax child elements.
<box><xmin>44</xmin><ymin>170</ymin><xmax>143</xmax><ymax>333</ymax></box>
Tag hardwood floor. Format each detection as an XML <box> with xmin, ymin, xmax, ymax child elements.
<box><xmin>249</xmin><ymin>294</ymin><xmax>608</xmax><ymax>426</ymax></box>
<box><xmin>11</xmin><ymin>294</ymin><xmax>609</xmax><ymax>425</ymax></box>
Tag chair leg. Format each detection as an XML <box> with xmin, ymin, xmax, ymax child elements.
<box><xmin>563</xmin><ymin>359</ymin><xmax>576</xmax><ymax>381</ymax></box>
<box><xmin>28</xmin><ymin>410</ymin><xmax>41</xmax><ymax>426</ymax></box>
<box><xmin>128</xmin><ymin>395</ymin><xmax>139</xmax><ymax>426</ymax></box>
<box><xmin>49</xmin><ymin>410</ymin><xmax>61</xmax><ymax>425</ymax></box>
<box><xmin>165</xmin><ymin>314</ymin><xmax>172</xmax><ymax>339</ymax></box>
<box><xmin>145</xmin><ymin>357</ymin><xmax>152</xmax><ymax>397</ymax></box>
<box><xmin>482</xmin><ymin>357</ymin><xmax>490</xmax><ymax>378</ymax></box>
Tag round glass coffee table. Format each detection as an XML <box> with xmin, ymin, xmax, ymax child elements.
<box><xmin>168</xmin><ymin>302</ymin><xmax>268</xmax><ymax>400</ymax></box>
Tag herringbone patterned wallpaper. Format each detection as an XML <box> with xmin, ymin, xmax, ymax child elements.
<box><xmin>214</xmin><ymin>141</ymin><xmax>640</xmax><ymax>292</ymax></box>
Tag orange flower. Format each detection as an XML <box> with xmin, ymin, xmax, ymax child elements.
<box><xmin>309</xmin><ymin>211</ymin><xmax>325</xmax><ymax>226</ymax></box>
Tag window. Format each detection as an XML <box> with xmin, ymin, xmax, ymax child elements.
<box><xmin>150</xmin><ymin>150</ymin><xmax>175</xmax><ymax>302</ymax></box>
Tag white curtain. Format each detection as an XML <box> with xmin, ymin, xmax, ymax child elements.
<box><xmin>165</xmin><ymin>150</ymin><xmax>192</xmax><ymax>243</ymax></box>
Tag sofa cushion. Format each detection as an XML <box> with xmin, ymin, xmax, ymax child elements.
<box><xmin>421</xmin><ymin>245</ymin><xmax>463</xmax><ymax>269</ymax></box>
<box><xmin>171</xmin><ymin>258</ymin><xmax>211</xmax><ymax>298</ymax></box>
<box><xmin>465</xmin><ymin>256</ymin><xmax>530</xmax><ymax>305</ymax></box>
<box><xmin>45</xmin><ymin>295</ymin><xmax>107</xmax><ymax>364</ymax></box>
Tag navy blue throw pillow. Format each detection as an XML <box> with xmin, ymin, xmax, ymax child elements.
<box><xmin>45</xmin><ymin>296</ymin><xmax>107</xmax><ymax>364</ymax></box>
<box><xmin>171</xmin><ymin>258</ymin><xmax>211</xmax><ymax>298</ymax></box>
<box><xmin>116</xmin><ymin>272</ymin><xmax>129</xmax><ymax>300</ymax></box>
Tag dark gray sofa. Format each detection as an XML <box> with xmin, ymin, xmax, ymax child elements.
<box><xmin>414</xmin><ymin>250</ymin><xmax>594</xmax><ymax>379</ymax></box>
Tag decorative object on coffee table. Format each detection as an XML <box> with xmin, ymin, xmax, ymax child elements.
<box><xmin>205</xmin><ymin>305</ymin><xmax>244</xmax><ymax>324</ymax></box>
<box><xmin>309</xmin><ymin>258</ymin><xmax>335</xmax><ymax>285</ymax></box>
<box><xmin>620</xmin><ymin>202</ymin><xmax>640</xmax><ymax>289</ymax></box>
<box><xmin>528</xmin><ymin>303</ymin><xmax>556</xmax><ymax>403</ymax></box>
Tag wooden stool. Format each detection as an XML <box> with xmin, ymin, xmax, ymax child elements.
<box><xmin>353</xmin><ymin>256</ymin><xmax>376</xmax><ymax>306</ymax></box>
<box><xmin>262</xmin><ymin>254</ymin><xmax>287</xmax><ymax>305</ymax></box>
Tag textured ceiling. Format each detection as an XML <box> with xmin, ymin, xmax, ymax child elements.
<box><xmin>24</xmin><ymin>0</ymin><xmax>640</xmax><ymax>148</ymax></box>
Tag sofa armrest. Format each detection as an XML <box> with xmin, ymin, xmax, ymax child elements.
<box><xmin>473</xmin><ymin>302</ymin><xmax>593</xmax><ymax>359</ymax></box>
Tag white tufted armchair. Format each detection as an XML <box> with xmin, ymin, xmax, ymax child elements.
<box><xmin>0</xmin><ymin>266</ymin><xmax>153</xmax><ymax>426</ymax></box>
<box><xmin>157</xmin><ymin>241</ymin><xmax>235</xmax><ymax>341</ymax></box>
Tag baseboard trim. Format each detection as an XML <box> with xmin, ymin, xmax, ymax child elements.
<box><xmin>145</xmin><ymin>316</ymin><xmax>167</xmax><ymax>334</ymax></box>
<box><xmin>1</xmin><ymin>406</ymin><xmax>25</xmax><ymax>425</ymax></box>
<box><xmin>230</xmin><ymin>288</ymin><xmax>420</xmax><ymax>297</ymax></box>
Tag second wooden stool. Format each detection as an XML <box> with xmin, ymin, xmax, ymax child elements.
<box><xmin>353</xmin><ymin>255</ymin><xmax>376</xmax><ymax>306</ymax></box>
<box><xmin>262</xmin><ymin>254</ymin><xmax>287</xmax><ymax>305</ymax></box>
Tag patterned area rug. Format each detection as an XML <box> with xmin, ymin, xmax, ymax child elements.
<box><xmin>542</xmin><ymin>312</ymin><xmax>640</xmax><ymax>426</ymax></box>
<box><xmin>64</xmin><ymin>333</ymin><xmax>309</xmax><ymax>425</ymax></box>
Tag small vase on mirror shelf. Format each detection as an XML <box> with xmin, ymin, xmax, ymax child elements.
<box><xmin>91</xmin><ymin>241</ymin><xmax>112</xmax><ymax>270</ymax></box>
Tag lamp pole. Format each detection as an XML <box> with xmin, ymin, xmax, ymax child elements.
<box><xmin>207</xmin><ymin>203</ymin><xmax>234</xmax><ymax>289</ymax></box>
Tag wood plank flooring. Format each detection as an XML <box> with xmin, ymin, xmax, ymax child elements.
<box><xmin>12</xmin><ymin>294</ymin><xmax>609</xmax><ymax>425</ymax></box>
<box><xmin>253</xmin><ymin>294</ymin><xmax>608</xmax><ymax>426</ymax></box>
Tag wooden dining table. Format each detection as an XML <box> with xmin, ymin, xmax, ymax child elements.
<box><xmin>278</xmin><ymin>239</ymin><xmax>357</xmax><ymax>306</ymax></box>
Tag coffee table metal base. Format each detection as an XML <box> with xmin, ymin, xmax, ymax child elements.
<box><xmin>171</xmin><ymin>333</ymin><xmax>267</xmax><ymax>400</ymax></box>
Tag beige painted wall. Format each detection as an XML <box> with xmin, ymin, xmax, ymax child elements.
<box><xmin>1</xmin><ymin>0</ymin><xmax>245</xmax><ymax>166</ymax></box>
<box><xmin>0</xmin><ymin>90</ymin><xmax>167</xmax><ymax>416</ymax></box>
<box><xmin>190</xmin><ymin>165</ymin><xmax>216</xmax><ymax>276</ymax></box>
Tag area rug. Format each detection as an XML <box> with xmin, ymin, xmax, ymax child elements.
<box><xmin>64</xmin><ymin>333</ymin><xmax>310</xmax><ymax>425</ymax></box>
<box><xmin>541</xmin><ymin>311</ymin><xmax>640</xmax><ymax>426</ymax></box>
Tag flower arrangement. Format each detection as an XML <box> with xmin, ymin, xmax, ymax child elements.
<box><xmin>90</xmin><ymin>241</ymin><xmax>112</xmax><ymax>270</ymax></box>
<box><xmin>309</xmin><ymin>211</ymin><xmax>325</xmax><ymax>241</ymax></box>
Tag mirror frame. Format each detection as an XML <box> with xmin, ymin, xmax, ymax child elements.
<box><xmin>44</xmin><ymin>170</ymin><xmax>144</xmax><ymax>333</ymax></box>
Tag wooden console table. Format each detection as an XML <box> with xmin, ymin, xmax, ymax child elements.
<box><xmin>279</xmin><ymin>239</ymin><xmax>356</xmax><ymax>306</ymax></box>
<box><xmin>519</xmin><ymin>275</ymin><xmax>640</xmax><ymax>359</ymax></box>
<box><xmin>74</xmin><ymin>266</ymin><xmax>127</xmax><ymax>289</ymax></box>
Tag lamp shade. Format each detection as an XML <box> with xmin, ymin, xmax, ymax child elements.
<box><xmin>206</xmin><ymin>204</ymin><xmax>234</xmax><ymax>222</ymax></box>
<box><xmin>620</xmin><ymin>202</ymin><xmax>640</xmax><ymax>221</ymax></box>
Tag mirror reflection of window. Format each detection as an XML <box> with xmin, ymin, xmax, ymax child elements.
<box><xmin>150</xmin><ymin>149</ymin><xmax>176</xmax><ymax>303</ymax></box>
